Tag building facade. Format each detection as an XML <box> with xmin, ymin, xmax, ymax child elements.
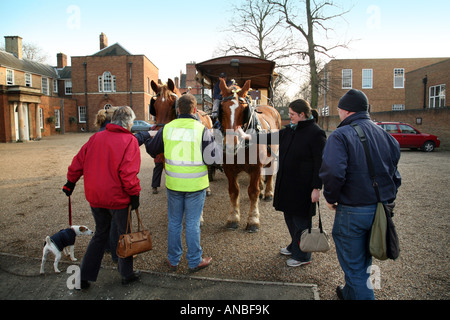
<box><xmin>0</xmin><ymin>36</ymin><xmax>78</xmax><ymax>142</ymax></box>
<box><xmin>318</xmin><ymin>58</ymin><xmax>448</xmax><ymax>117</ymax></box>
<box><xmin>70</xmin><ymin>33</ymin><xmax>159</xmax><ymax>131</ymax></box>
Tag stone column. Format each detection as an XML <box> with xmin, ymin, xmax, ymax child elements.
<box><xmin>35</xmin><ymin>104</ymin><xmax>42</xmax><ymax>140</ymax></box>
<box><xmin>17</xmin><ymin>102</ymin><xmax>25</xmax><ymax>142</ymax></box>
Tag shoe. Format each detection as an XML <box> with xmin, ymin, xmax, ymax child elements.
<box><xmin>189</xmin><ymin>257</ymin><xmax>212</xmax><ymax>273</ymax></box>
<box><xmin>286</xmin><ymin>258</ymin><xmax>311</xmax><ymax>267</ymax></box>
<box><xmin>336</xmin><ymin>285</ymin><xmax>345</xmax><ymax>300</ymax></box>
<box><xmin>280</xmin><ymin>247</ymin><xmax>292</xmax><ymax>256</ymax></box>
<box><xmin>122</xmin><ymin>271</ymin><xmax>141</xmax><ymax>285</ymax></box>
<box><xmin>167</xmin><ymin>259</ymin><xmax>178</xmax><ymax>271</ymax></box>
<box><xmin>77</xmin><ymin>280</ymin><xmax>90</xmax><ymax>290</ymax></box>
<box><xmin>152</xmin><ymin>187</ymin><xmax>158</xmax><ymax>194</ymax></box>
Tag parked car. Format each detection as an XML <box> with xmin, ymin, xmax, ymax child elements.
<box><xmin>131</xmin><ymin>120</ymin><xmax>153</xmax><ymax>133</ymax></box>
<box><xmin>375</xmin><ymin>121</ymin><xmax>440</xmax><ymax>152</ymax></box>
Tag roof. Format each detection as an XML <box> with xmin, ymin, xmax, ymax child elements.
<box><xmin>195</xmin><ymin>55</ymin><xmax>276</xmax><ymax>89</ymax></box>
<box><xmin>0</xmin><ymin>50</ymin><xmax>58</xmax><ymax>78</ymax></box>
<box><xmin>92</xmin><ymin>43</ymin><xmax>131</xmax><ymax>57</ymax></box>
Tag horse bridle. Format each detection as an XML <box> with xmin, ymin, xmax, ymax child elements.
<box><xmin>150</xmin><ymin>92</ymin><xmax>179</xmax><ymax>126</ymax></box>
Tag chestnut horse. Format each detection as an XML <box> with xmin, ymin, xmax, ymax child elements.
<box><xmin>219</xmin><ymin>78</ymin><xmax>281</xmax><ymax>232</ymax></box>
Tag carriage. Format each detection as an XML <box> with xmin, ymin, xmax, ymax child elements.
<box><xmin>150</xmin><ymin>55</ymin><xmax>281</xmax><ymax>232</ymax></box>
<box><xmin>194</xmin><ymin>55</ymin><xmax>277</xmax><ymax>112</ymax></box>
<box><xmin>195</xmin><ymin>56</ymin><xmax>281</xmax><ymax>232</ymax></box>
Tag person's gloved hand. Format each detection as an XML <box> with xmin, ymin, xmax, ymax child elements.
<box><xmin>130</xmin><ymin>195</ymin><xmax>140</xmax><ymax>210</ymax></box>
<box><xmin>62</xmin><ymin>181</ymin><xmax>76</xmax><ymax>197</ymax></box>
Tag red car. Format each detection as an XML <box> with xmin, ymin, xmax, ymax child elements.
<box><xmin>375</xmin><ymin>122</ymin><xmax>440</xmax><ymax>152</ymax></box>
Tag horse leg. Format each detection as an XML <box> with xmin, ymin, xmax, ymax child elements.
<box><xmin>246</xmin><ymin>167</ymin><xmax>261</xmax><ymax>233</ymax></box>
<box><xmin>263</xmin><ymin>174</ymin><xmax>274</xmax><ymax>201</ymax></box>
<box><xmin>224</xmin><ymin>167</ymin><xmax>240</xmax><ymax>230</ymax></box>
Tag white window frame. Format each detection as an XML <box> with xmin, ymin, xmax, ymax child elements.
<box><xmin>6</xmin><ymin>69</ymin><xmax>14</xmax><ymax>85</ymax></box>
<box><xmin>42</xmin><ymin>78</ymin><xmax>49</xmax><ymax>95</ymax></box>
<box><xmin>362</xmin><ymin>69</ymin><xmax>373</xmax><ymax>89</ymax></box>
<box><xmin>394</xmin><ymin>68</ymin><xmax>405</xmax><ymax>88</ymax></box>
<box><xmin>78</xmin><ymin>106</ymin><xmax>87</xmax><ymax>123</ymax></box>
<box><xmin>25</xmin><ymin>73</ymin><xmax>32</xmax><ymax>87</ymax></box>
<box><xmin>53</xmin><ymin>79</ymin><xmax>58</xmax><ymax>93</ymax></box>
<box><xmin>54</xmin><ymin>109</ymin><xmax>61</xmax><ymax>128</ymax></box>
<box><xmin>103</xmin><ymin>71</ymin><xmax>112</xmax><ymax>92</ymax></box>
<box><xmin>98</xmin><ymin>76</ymin><xmax>103</xmax><ymax>92</ymax></box>
<box><xmin>342</xmin><ymin>69</ymin><xmax>352</xmax><ymax>89</ymax></box>
<box><xmin>65</xmin><ymin>80</ymin><xmax>72</xmax><ymax>94</ymax></box>
<box><xmin>392</xmin><ymin>104</ymin><xmax>405</xmax><ymax>111</ymax></box>
<box><xmin>429</xmin><ymin>84</ymin><xmax>446</xmax><ymax>108</ymax></box>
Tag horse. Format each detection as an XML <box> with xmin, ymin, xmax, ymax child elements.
<box><xmin>219</xmin><ymin>78</ymin><xmax>281</xmax><ymax>232</ymax></box>
<box><xmin>149</xmin><ymin>79</ymin><xmax>214</xmax><ymax>219</ymax></box>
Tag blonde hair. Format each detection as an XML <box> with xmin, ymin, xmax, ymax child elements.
<box><xmin>94</xmin><ymin>107</ymin><xmax>117</xmax><ymax>128</ymax></box>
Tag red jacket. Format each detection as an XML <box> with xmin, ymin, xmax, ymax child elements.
<box><xmin>67</xmin><ymin>124</ymin><xmax>141</xmax><ymax>209</ymax></box>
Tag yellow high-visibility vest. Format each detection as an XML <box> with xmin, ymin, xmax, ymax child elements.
<box><xmin>163</xmin><ymin>118</ymin><xmax>209</xmax><ymax>192</ymax></box>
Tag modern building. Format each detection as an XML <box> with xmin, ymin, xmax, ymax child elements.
<box><xmin>318</xmin><ymin>58</ymin><xmax>449</xmax><ymax>117</ymax></box>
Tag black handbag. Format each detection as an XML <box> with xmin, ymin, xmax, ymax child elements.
<box><xmin>351</xmin><ymin>124</ymin><xmax>400</xmax><ymax>260</ymax></box>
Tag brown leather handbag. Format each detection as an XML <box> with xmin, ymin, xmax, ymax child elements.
<box><xmin>116</xmin><ymin>206</ymin><xmax>152</xmax><ymax>258</ymax></box>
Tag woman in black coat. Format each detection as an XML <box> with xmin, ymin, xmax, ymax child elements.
<box><xmin>274</xmin><ymin>99</ymin><xmax>327</xmax><ymax>267</ymax></box>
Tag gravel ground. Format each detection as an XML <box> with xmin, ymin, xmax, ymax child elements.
<box><xmin>0</xmin><ymin>132</ymin><xmax>448</xmax><ymax>300</ymax></box>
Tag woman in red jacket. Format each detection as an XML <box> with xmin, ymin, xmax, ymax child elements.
<box><xmin>63</xmin><ymin>106</ymin><xmax>141</xmax><ymax>289</ymax></box>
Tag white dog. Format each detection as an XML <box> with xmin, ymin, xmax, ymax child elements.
<box><xmin>40</xmin><ymin>225</ymin><xmax>93</xmax><ymax>274</ymax></box>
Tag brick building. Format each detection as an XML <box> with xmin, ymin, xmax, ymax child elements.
<box><xmin>71</xmin><ymin>33</ymin><xmax>159</xmax><ymax>131</ymax></box>
<box><xmin>318</xmin><ymin>58</ymin><xmax>448</xmax><ymax>117</ymax></box>
<box><xmin>0</xmin><ymin>36</ymin><xmax>78</xmax><ymax>142</ymax></box>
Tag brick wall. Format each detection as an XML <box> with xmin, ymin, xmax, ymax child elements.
<box><xmin>318</xmin><ymin>58</ymin><xmax>449</xmax><ymax>116</ymax></box>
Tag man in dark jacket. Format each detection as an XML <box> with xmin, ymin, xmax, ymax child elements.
<box><xmin>319</xmin><ymin>89</ymin><xmax>401</xmax><ymax>300</ymax></box>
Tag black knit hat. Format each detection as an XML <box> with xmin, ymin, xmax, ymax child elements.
<box><xmin>338</xmin><ymin>89</ymin><xmax>369</xmax><ymax>112</ymax></box>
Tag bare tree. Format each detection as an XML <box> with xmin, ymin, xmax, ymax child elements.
<box><xmin>268</xmin><ymin>0</ymin><xmax>350</xmax><ymax>108</ymax></box>
<box><xmin>22</xmin><ymin>42</ymin><xmax>50</xmax><ymax>63</ymax></box>
<box><xmin>216</xmin><ymin>0</ymin><xmax>305</xmax><ymax>107</ymax></box>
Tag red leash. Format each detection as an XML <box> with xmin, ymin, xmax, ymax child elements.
<box><xmin>68</xmin><ymin>196</ymin><xmax>72</xmax><ymax>226</ymax></box>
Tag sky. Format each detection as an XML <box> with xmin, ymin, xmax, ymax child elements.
<box><xmin>1</xmin><ymin>0</ymin><xmax>449</xmax><ymax>93</ymax></box>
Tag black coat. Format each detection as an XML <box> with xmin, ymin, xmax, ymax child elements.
<box><xmin>273</xmin><ymin>119</ymin><xmax>327</xmax><ymax>216</ymax></box>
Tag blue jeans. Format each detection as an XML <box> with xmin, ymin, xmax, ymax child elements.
<box><xmin>167</xmin><ymin>188</ymin><xmax>206</xmax><ymax>269</ymax></box>
<box><xmin>332</xmin><ymin>204</ymin><xmax>376</xmax><ymax>300</ymax></box>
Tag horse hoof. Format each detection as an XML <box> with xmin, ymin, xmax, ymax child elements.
<box><xmin>206</xmin><ymin>190</ymin><xmax>212</xmax><ymax>197</ymax></box>
<box><xmin>226</xmin><ymin>222</ymin><xmax>239</xmax><ymax>230</ymax></box>
<box><xmin>245</xmin><ymin>224</ymin><xmax>259</xmax><ymax>233</ymax></box>
<box><xmin>264</xmin><ymin>196</ymin><xmax>273</xmax><ymax>201</ymax></box>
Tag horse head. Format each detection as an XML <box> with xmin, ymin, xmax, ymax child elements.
<box><xmin>150</xmin><ymin>79</ymin><xmax>180</xmax><ymax>125</ymax></box>
<box><xmin>219</xmin><ymin>78</ymin><xmax>251</xmax><ymax>154</ymax></box>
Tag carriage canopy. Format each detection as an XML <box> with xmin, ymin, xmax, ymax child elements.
<box><xmin>195</xmin><ymin>55</ymin><xmax>276</xmax><ymax>90</ymax></box>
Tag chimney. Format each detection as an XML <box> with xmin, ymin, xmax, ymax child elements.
<box><xmin>5</xmin><ymin>36</ymin><xmax>23</xmax><ymax>59</ymax></box>
<box><xmin>100</xmin><ymin>33</ymin><xmax>108</xmax><ymax>50</ymax></box>
<box><xmin>57</xmin><ymin>53</ymin><xmax>67</xmax><ymax>68</ymax></box>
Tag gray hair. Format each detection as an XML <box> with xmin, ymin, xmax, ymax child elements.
<box><xmin>111</xmin><ymin>106</ymin><xmax>136</xmax><ymax>129</ymax></box>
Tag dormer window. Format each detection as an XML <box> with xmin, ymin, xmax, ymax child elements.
<box><xmin>98</xmin><ymin>71</ymin><xmax>116</xmax><ymax>92</ymax></box>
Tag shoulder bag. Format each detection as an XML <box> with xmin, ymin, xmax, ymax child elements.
<box><xmin>351</xmin><ymin>123</ymin><xmax>400</xmax><ymax>260</ymax></box>
<box><xmin>116</xmin><ymin>206</ymin><xmax>153</xmax><ymax>258</ymax></box>
<box><xmin>300</xmin><ymin>202</ymin><xmax>331</xmax><ymax>253</ymax></box>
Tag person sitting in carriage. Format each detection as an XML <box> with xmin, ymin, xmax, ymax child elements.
<box><xmin>211</xmin><ymin>72</ymin><xmax>233</xmax><ymax>126</ymax></box>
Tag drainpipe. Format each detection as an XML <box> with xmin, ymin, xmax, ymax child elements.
<box><xmin>129</xmin><ymin>62</ymin><xmax>133</xmax><ymax>108</ymax></box>
<box><xmin>422</xmin><ymin>75</ymin><xmax>428</xmax><ymax>109</ymax></box>
<box><xmin>84</xmin><ymin>62</ymin><xmax>89</xmax><ymax>131</ymax></box>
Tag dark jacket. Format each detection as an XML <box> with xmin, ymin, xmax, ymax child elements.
<box><xmin>273</xmin><ymin>119</ymin><xmax>327</xmax><ymax>215</ymax></box>
<box><xmin>50</xmin><ymin>228</ymin><xmax>76</xmax><ymax>251</ymax></box>
<box><xmin>319</xmin><ymin>112</ymin><xmax>401</xmax><ymax>206</ymax></box>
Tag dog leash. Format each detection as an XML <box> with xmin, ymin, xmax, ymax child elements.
<box><xmin>68</xmin><ymin>196</ymin><xmax>72</xmax><ymax>226</ymax></box>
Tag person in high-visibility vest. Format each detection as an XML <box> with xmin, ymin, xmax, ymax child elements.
<box><xmin>145</xmin><ymin>93</ymin><xmax>219</xmax><ymax>272</ymax></box>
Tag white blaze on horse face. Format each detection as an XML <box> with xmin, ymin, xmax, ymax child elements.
<box><xmin>229</xmin><ymin>99</ymin><xmax>239</xmax><ymax>128</ymax></box>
